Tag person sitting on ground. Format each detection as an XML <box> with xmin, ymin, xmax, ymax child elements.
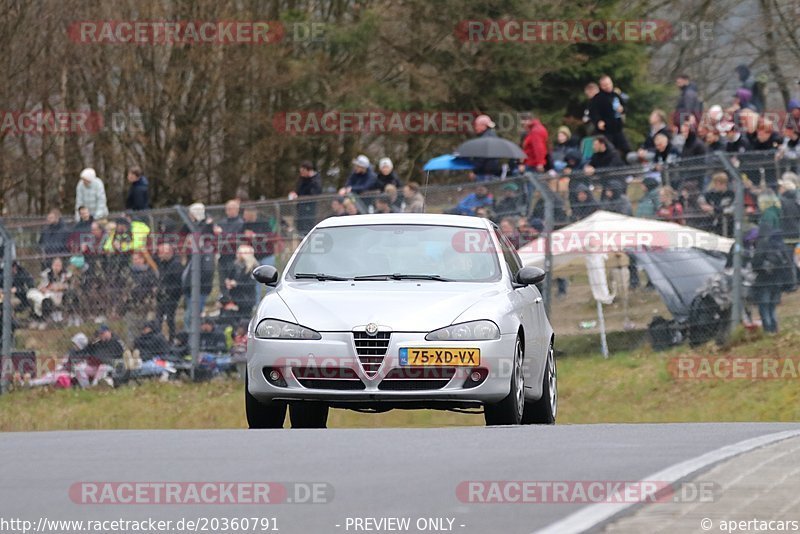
<box><xmin>199</xmin><ymin>318</ymin><xmax>228</xmax><ymax>353</ymax></box>
<box><xmin>401</xmin><ymin>182</ymin><xmax>425</xmax><ymax>213</ymax></box>
<box><xmin>133</xmin><ymin>321</ymin><xmax>174</xmax><ymax>361</ymax></box>
<box><xmin>71</xmin><ymin>325</ymin><xmax>124</xmax><ymax>388</ymax></box>
<box><xmin>26</xmin><ymin>257</ymin><xmax>75</xmax><ymax>326</ymax></box>
<box><xmin>451</xmin><ymin>184</ymin><xmax>494</xmax><ymax>216</ymax></box>
<box><xmin>656</xmin><ymin>186</ymin><xmax>685</xmax><ymax>225</ymax></box>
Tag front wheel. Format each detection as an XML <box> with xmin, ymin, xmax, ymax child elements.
<box><xmin>484</xmin><ymin>336</ymin><xmax>525</xmax><ymax>426</ymax></box>
<box><xmin>522</xmin><ymin>341</ymin><xmax>557</xmax><ymax>424</ymax></box>
<box><xmin>245</xmin><ymin>374</ymin><xmax>287</xmax><ymax>429</ymax></box>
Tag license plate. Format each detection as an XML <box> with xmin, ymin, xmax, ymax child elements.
<box><xmin>399</xmin><ymin>348</ymin><xmax>480</xmax><ymax>366</ymax></box>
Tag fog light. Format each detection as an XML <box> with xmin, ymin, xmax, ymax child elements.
<box><xmin>263</xmin><ymin>367</ymin><xmax>287</xmax><ymax>387</ymax></box>
<box><xmin>463</xmin><ymin>367</ymin><xmax>488</xmax><ymax>389</ymax></box>
<box><xmin>470</xmin><ymin>371</ymin><xmax>483</xmax><ymax>382</ymax></box>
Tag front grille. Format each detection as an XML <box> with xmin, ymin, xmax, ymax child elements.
<box><xmin>353</xmin><ymin>331</ymin><xmax>390</xmax><ymax>377</ymax></box>
<box><xmin>378</xmin><ymin>367</ymin><xmax>455</xmax><ymax>391</ymax></box>
<box><xmin>293</xmin><ymin>367</ymin><xmax>366</xmax><ymax>390</ymax></box>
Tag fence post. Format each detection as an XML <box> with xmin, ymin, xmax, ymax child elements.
<box><xmin>716</xmin><ymin>152</ymin><xmax>744</xmax><ymax>339</ymax></box>
<box><xmin>527</xmin><ymin>172</ymin><xmax>555</xmax><ymax>316</ymax></box>
<box><xmin>0</xmin><ymin>223</ymin><xmax>14</xmax><ymax>395</ymax></box>
<box><xmin>175</xmin><ymin>206</ymin><xmax>200</xmax><ymax>381</ymax></box>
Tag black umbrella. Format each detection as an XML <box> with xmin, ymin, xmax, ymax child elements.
<box><xmin>455</xmin><ymin>137</ymin><xmax>527</xmax><ymax>160</ymax></box>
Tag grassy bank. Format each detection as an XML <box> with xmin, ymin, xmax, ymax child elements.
<box><xmin>3</xmin><ymin>316</ymin><xmax>800</xmax><ymax>431</ymax></box>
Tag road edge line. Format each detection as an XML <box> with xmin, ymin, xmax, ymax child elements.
<box><xmin>533</xmin><ymin>429</ymin><xmax>800</xmax><ymax>534</ymax></box>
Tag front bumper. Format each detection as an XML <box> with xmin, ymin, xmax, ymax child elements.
<box><xmin>246</xmin><ymin>332</ymin><xmax>517</xmax><ymax>405</ymax></box>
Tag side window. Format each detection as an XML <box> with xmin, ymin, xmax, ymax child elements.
<box><xmin>494</xmin><ymin>229</ymin><xmax>521</xmax><ymax>278</ymax></box>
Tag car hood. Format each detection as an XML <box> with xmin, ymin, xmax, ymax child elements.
<box><xmin>274</xmin><ymin>281</ymin><xmax>503</xmax><ymax>331</ymax></box>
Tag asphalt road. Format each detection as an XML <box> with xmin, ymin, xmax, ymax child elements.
<box><xmin>1</xmin><ymin>423</ymin><xmax>799</xmax><ymax>534</ymax></box>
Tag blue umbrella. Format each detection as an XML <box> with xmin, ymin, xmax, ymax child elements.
<box><xmin>423</xmin><ymin>154</ymin><xmax>475</xmax><ymax>172</ymax></box>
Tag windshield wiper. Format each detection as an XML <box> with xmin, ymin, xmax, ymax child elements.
<box><xmin>353</xmin><ymin>273</ymin><xmax>453</xmax><ymax>282</ymax></box>
<box><xmin>294</xmin><ymin>273</ymin><xmax>349</xmax><ymax>281</ymax></box>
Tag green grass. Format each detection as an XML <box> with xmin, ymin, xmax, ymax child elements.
<box><xmin>3</xmin><ymin>318</ymin><xmax>800</xmax><ymax>431</ymax></box>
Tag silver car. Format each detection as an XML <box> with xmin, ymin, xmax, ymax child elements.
<box><xmin>245</xmin><ymin>213</ymin><xmax>556</xmax><ymax>428</ymax></box>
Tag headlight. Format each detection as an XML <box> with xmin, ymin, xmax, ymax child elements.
<box><xmin>255</xmin><ymin>319</ymin><xmax>321</xmax><ymax>340</ymax></box>
<box><xmin>425</xmin><ymin>320</ymin><xmax>500</xmax><ymax>341</ymax></box>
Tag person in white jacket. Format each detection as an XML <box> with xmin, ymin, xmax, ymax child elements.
<box><xmin>75</xmin><ymin>168</ymin><xmax>109</xmax><ymax>221</ymax></box>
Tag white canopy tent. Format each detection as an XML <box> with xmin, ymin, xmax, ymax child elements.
<box><xmin>517</xmin><ymin>211</ymin><xmax>734</xmax><ymax>357</ymax></box>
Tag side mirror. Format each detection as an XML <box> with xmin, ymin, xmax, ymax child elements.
<box><xmin>252</xmin><ymin>265</ymin><xmax>279</xmax><ymax>286</ymax></box>
<box><xmin>516</xmin><ymin>266</ymin><xmax>546</xmax><ymax>286</ymax></box>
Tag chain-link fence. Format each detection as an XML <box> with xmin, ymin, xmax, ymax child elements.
<box><xmin>2</xmin><ymin>151</ymin><xmax>799</xmax><ymax>391</ymax></box>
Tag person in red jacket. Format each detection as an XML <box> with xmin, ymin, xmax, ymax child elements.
<box><xmin>522</xmin><ymin>113</ymin><xmax>549</xmax><ymax>172</ymax></box>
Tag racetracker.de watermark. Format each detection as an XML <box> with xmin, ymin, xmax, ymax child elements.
<box><xmin>456</xmin><ymin>480</ymin><xmax>717</xmax><ymax>504</ymax></box>
<box><xmin>68</xmin><ymin>20</ymin><xmax>326</xmax><ymax>45</ymax></box>
<box><xmin>69</xmin><ymin>481</ymin><xmax>333</xmax><ymax>505</ymax></box>
<box><xmin>456</xmin><ymin>20</ymin><xmax>713</xmax><ymax>43</ymax></box>
<box><xmin>0</xmin><ymin>111</ymin><xmax>103</xmax><ymax>136</ymax></box>
<box><xmin>273</xmin><ymin>111</ymin><xmax>481</xmax><ymax>135</ymax></box>
<box><xmin>668</xmin><ymin>357</ymin><xmax>800</xmax><ymax>380</ymax></box>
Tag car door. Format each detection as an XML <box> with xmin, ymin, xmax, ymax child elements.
<box><xmin>493</xmin><ymin>228</ymin><xmax>543</xmax><ymax>365</ymax></box>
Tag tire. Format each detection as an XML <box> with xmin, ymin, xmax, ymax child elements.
<box><xmin>522</xmin><ymin>341</ymin><xmax>557</xmax><ymax>425</ymax></box>
<box><xmin>289</xmin><ymin>402</ymin><xmax>329</xmax><ymax>428</ymax></box>
<box><xmin>484</xmin><ymin>335</ymin><xmax>525</xmax><ymax>426</ymax></box>
<box><xmin>245</xmin><ymin>374</ymin><xmax>287</xmax><ymax>429</ymax></box>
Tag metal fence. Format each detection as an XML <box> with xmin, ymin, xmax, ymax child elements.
<box><xmin>1</xmin><ymin>151</ymin><xmax>799</xmax><ymax>391</ymax></box>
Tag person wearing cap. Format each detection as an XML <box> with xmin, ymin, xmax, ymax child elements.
<box><xmin>600</xmin><ymin>180</ymin><xmax>632</xmax><ymax>216</ymax></box>
<box><xmin>376</xmin><ymin>158</ymin><xmax>402</xmax><ymax>190</ymax></box>
<box><xmin>551</xmin><ymin>125</ymin><xmax>580</xmax><ymax>170</ymax></box>
<box><xmin>494</xmin><ymin>182</ymin><xmax>524</xmax><ymax>219</ymax></box>
<box><xmin>290</xmin><ymin>161</ymin><xmax>323</xmax><ymax>234</ymax></box>
<box><xmin>133</xmin><ymin>321</ymin><xmax>173</xmax><ymax>361</ymax></box>
<box><xmin>75</xmin><ymin>168</ymin><xmax>108</xmax><ymax>221</ymax></box>
<box><xmin>471</xmin><ymin>114</ymin><xmax>501</xmax><ymax>180</ymax></box>
<box><xmin>570</xmin><ymin>184</ymin><xmax>599</xmax><ymax>222</ymax></box>
<box><xmin>343</xmin><ymin>155</ymin><xmax>380</xmax><ymax>195</ymax></box>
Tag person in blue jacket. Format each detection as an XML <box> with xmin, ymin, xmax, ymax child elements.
<box><xmin>451</xmin><ymin>184</ymin><xmax>494</xmax><ymax>216</ymax></box>
<box><xmin>126</xmin><ymin>165</ymin><xmax>150</xmax><ymax>210</ymax></box>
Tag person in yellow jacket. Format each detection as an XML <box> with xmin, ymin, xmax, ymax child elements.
<box><xmin>103</xmin><ymin>217</ymin><xmax>150</xmax><ymax>254</ymax></box>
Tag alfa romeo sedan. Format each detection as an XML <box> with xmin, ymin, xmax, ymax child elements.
<box><xmin>245</xmin><ymin>214</ymin><xmax>556</xmax><ymax>428</ymax></box>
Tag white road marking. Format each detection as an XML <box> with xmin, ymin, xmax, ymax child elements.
<box><xmin>533</xmin><ymin>429</ymin><xmax>800</xmax><ymax>534</ymax></box>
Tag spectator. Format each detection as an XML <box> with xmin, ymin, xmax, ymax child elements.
<box><xmin>679</xmin><ymin>117</ymin><xmax>708</xmax><ymax>158</ymax></box>
<box><xmin>582</xmin><ymin>82</ymin><xmax>600</xmax><ymax>132</ymax></box>
<box><xmin>704</xmin><ymin>129</ymin><xmax>725</xmax><ymax>152</ymax></box>
<box><xmin>155</xmin><ymin>243</ymin><xmax>183</xmax><ymax>341</ymax></box>
<box><xmin>67</xmin><ymin>206</ymin><xmax>94</xmax><ymax>252</ymax></box>
<box><xmin>522</xmin><ymin>113</ymin><xmax>549</xmax><ymax>172</ymax></box>
<box><xmin>673</xmin><ymin>74</ymin><xmax>703</xmax><ymax>127</ymax></box>
<box><xmin>722</xmin><ymin>122</ymin><xmax>751</xmax><ymax>153</ymax></box>
<box><xmin>570</xmin><ymin>184</ymin><xmax>598</xmax><ymax>221</ymax></box>
<box><xmin>72</xmin><ymin>325</ymin><xmax>123</xmax><ymax>387</ymax></box>
<box><xmin>494</xmin><ymin>183</ymin><xmax>525</xmax><ymax>219</ymax></box>
<box><xmin>631</xmin><ymin>109</ymin><xmax>671</xmax><ymax>164</ymax></box>
<box><xmin>652</xmin><ymin>133</ymin><xmax>680</xmax><ymax>169</ymax></box>
<box><xmin>214</xmin><ymin>199</ymin><xmax>244</xmax><ymax>285</ymax></box>
<box><xmin>243</xmin><ymin>207</ymin><xmax>279</xmax><ymax>269</ymax></box>
<box><xmin>589</xmin><ymin>75</ymin><xmax>630</xmax><ymax>156</ymax></box>
<box><xmin>656</xmin><ymin>186</ymin><xmax>685</xmax><ymax>224</ymax></box>
<box><xmin>126</xmin><ymin>251</ymin><xmax>158</xmax><ymax>320</ymax></box>
<box><xmin>199</xmin><ymin>318</ymin><xmax>228</xmax><ymax>353</ymax></box>
<box><xmin>600</xmin><ymin>180</ymin><xmax>632</xmax><ymax>215</ymax></box>
<box><xmin>751</xmin><ymin>225</ymin><xmax>793</xmax><ymax>333</ymax></box>
<box><xmin>373</xmin><ymin>195</ymin><xmax>396</xmax><ymax>214</ymax></box>
<box><xmin>133</xmin><ymin>321</ymin><xmax>173</xmax><ymax>361</ymax></box>
<box><xmin>705</xmin><ymin>172</ymin><xmax>735</xmax><ymax>235</ymax></box>
<box><xmin>7</xmin><ymin>261</ymin><xmax>35</xmax><ymax>315</ymax></box>
<box><xmin>344</xmin><ymin>155</ymin><xmax>380</xmax><ymax>195</ymax></box>
<box><xmin>551</xmin><ymin>126</ymin><xmax>580</xmax><ymax>167</ymax></box>
<box><xmin>471</xmin><ymin>114</ymin><xmax>501</xmax><ymax>180</ymax></box>
<box><xmin>402</xmin><ymin>182</ymin><xmax>425</xmax><ymax>213</ymax></box>
<box><xmin>222</xmin><ymin>244</ymin><xmax>259</xmax><ymax>322</ymax></box>
<box><xmin>102</xmin><ymin>216</ymin><xmax>150</xmax><ymax>255</ymax></box>
<box><xmin>758</xmin><ymin>190</ymin><xmax>782</xmax><ymax>230</ymax></box>
<box><xmin>39</xmin><ymin>208</ymin><xmax>69</xmax><ymax>260</ymax></box>
<box><xmin>561</xmin><ymin>149</ymin><xmax>583</xmax><ymax>175</ymax></box>
<box><xmin>752</xmin><ymin>119</ymin><xmax>782</xmax><ymax>152</ymax></box>
<box><xmin>635</xmin><ymin>175</ymin><xmax>662</xmax><ymax>218</ymax></box>
<box><xmin>376</xmin><ymin>158</ymin><xmax>402</xmax><ymax>190</ymax></box>
<box><xmin>182</xmin><ymin>202</ymin><xmax>216</xmax><ymax>330</ymax></box>
<box><xmin>330</xmin><ymin>196</ymin><xmax>347</xmax><ymax>216</ymax></box>
<box><xmin>384</xmin><ymin>184</ymin><xmax>403</xmax><ymax>211</ymax></box>
<box><xmin>289</xmin><ymin>161</ymin><xmax>322</xmax><ymax>235</ymax></box>
<box><xmin>499</xmin><ymin>217</ymin><xmax>520</xmax><ymax>248</ymax></box>
<box><xmin>452</xmin><ymin>184</ymin><xmax>493</xmax><ymax>216</ymax></box>
<box><xmin>516</xmin><ymin>217</ymin><xmax>542</xmax><ymax>247</ymax></box>
<box><xmin>125</xmin><ymin>165</ymin><xmax>150</xmax><ymax>211</ymax></box>
<box><xmin>26</xmin><ymin>257</ymin><xmax>76</xmax><ymax>326</ymax></box>
<box><xmin>680</xmin><ymin>182</ymin><xmax>713</xmax><ymax>230</ymax></box>
<box><xmin>342</xmin><ymin>197</ymin><xmax>360</xmax><ymax>215</ymax></box>
<box><xmin>583</xmin><ymin>136</ymin><xmax>624</xmax><ymax>192</ymax></box>
<box><xmin>735</xmin><ymin>64</ymin><xmax>764</xmax><ymax>112</ymax></box>
<box><xmin>778</xmin><ymin>179</ymin><xmax>800</xmax><ymax>253</ymax></box>
<box><xmin>786</xmin><ymin>99</ymin><xmax>800</xmax><ymax>137</ymax></box>
<box><xmin>75</xmin><ymin>168</ymin><xmax>108</xmax><ymax>221</ymax></box>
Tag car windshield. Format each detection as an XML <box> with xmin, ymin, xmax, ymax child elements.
<box><xmin>289</xmin><ymin>224</ymin><xmax>501</xmax><ymax>283</ymax></box>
